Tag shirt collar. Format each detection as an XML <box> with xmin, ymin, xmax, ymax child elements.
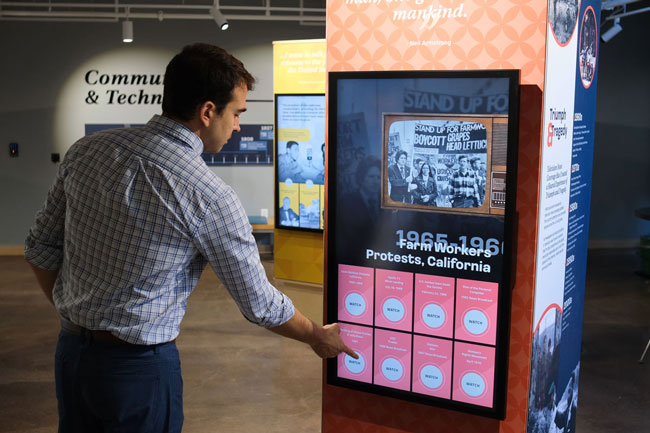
<box><xmin>146</xmin><ymin>114</ymin><xmax>204</xmax><ymax>155</ymax></box>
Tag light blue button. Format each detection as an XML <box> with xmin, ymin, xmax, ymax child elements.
<box><xmin>344</xmin><ymin>352</ymin><xmax>365</xmax><ymax>374</ymax></box>
<box><xmin>382</xmin><ymin>298</ymin><xmax>405</xmax><ymax>322</ymax></box>
<box><xmin>381</xmin><ymin>357</ymin><xmax>403</xmax><ymax>381</ymax></box>
<box><xmin>422</xmin><ymin>303</ymin><xmax>445</xmax><ymax>329</ymax></box>
<box><xmin>461</xmin><ymin>372</ymin><xmax>485</xmax><ymax>397</ymax></box>
<box><xmin>463</xmin><ymin>309</ymin><xmax>488</xmax><ymax>335</ymax></box>
<box><xmin>420</xmin><ymin>365</ymin><xmax>443</xmax><ymax>389</ymax></box>
<box><xmin>345</xmin><ymin>293</ymin><xmax>366</xmax><ymax>316</ymax></box>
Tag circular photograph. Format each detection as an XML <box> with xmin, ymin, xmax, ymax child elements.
<box><xmin>549</xmin><ymin>0</ymin><xmax>580</xmax><ymax>46</ymax></box>
<box><xmin>579</xmin><ymin>7</ymin><xmax>597</xmax><ymax>88</ymax></box>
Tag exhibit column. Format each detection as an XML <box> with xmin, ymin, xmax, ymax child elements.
<box><xmin>272</xmin><ymin>39</ymin><xmax>327</xmax><ymax>284</ymax></box>
<box><xmin>323</xmin><ymin>0</ymin><xmax>601</xmax><ymax>432</ymax></box>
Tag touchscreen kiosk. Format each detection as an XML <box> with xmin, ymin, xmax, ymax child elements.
<box><xmin>326</xmin><ymin>70</ymin><xmax>519</xmax><ymax>419</ymax></box>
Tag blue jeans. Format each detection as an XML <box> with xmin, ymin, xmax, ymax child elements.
<box><xmin>55</xmin><ymin>329</ymin><xmax>184</xmax><ymax>433</ymax></box>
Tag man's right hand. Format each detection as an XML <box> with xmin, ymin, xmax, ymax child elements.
<box><xmin>269</xmin><ymin>309</ymin><xmax>358</xmax><ymax>360</ymax></box>
<box><xmin>309</xmin><ymin>323</ymin><xmax>358</xmax><ymax>359</ymax></box>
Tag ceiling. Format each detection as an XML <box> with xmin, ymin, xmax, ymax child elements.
<box><xmin>0</xmin><ymin>0</ymin><xmax>327</xmax><ymax>24</ymax></box>
<box><xmin>0</xmin><ymin>0</ymin><xmax>647</xmax><ymax>36</ymax></box>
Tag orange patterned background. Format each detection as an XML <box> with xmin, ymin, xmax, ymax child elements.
<box><xmin>323</xmin><ymin>0</ymin><xmax>547</xmax><ymax>431</ymax></box>
<box><xmin>327</xmin><ymin>0</ymin><xmax>546</xmax><ymax>87</ymax></box>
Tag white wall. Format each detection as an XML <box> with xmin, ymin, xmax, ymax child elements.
<box><xmin>0</xmin><ymin>19</ymin><xmax>324</xmax><ymax>245</ymax></box>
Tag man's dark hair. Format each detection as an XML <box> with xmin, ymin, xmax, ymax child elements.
<box><xmin>458</xmin><ymin>154</ymin><xmax>468</xmax><ymax>162</ymax></box>
<box><xmin>287</xmin><ymin>141</ymin><xmax>299</xmax><ymax>149</ymax></box>
<box><xmin>395</xmin><ymin>150</ymin><xmax>407</xmax><ymax>161</ymax></box>
<box><xmin>162</xmin><ymin>43</ymin><xmax>255</xmax><ymax>121</ymax></box>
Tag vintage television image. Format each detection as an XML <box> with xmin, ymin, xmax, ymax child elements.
<box><xmin>274</xmin><ymin>94</ymin><xmax>326</xmax><ymax>232</ymax></box>
<box><xmin>326</xmin><ymin>70</ymin><xmax>520</xmax><ymax>419</ymax></box>
<box><xmin>382</xmin><ymin>113</ymin><xmax>509</xmax><ymax>215</ymax></box>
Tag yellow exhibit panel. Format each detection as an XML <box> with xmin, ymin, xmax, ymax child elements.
<box><xmin>274</xmin><ymin>229</ymin><xmax>324</xmax><ymax>284</ymax></box>
<box><xmin>273</xmin><ymin>39</ymin><xmax>327</xmax><ymax>285</ymax></box>
<box><xmin>273</xmin><ymin>39</ymin><xmax>326</xmax><ymax>94</ymax></box>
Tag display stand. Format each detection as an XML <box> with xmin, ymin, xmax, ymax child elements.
<box><xmin>322</xmin><ymin>1</ymin><xmax>601</xmax><ymax>432</ymax></box>
<box><xmin>272</xmin><ymin>39</ymin><xmax>326</xmax><ymax>284</ymax></box>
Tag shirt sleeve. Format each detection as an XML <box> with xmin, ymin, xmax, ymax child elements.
<box><xmin>193</xmin><ymin>186</ymin><xmax>294</xmax><ymax>328</ymax></box>
<box><xmin>24</xmin><ymin>164</ymin><xmax>67</xmax><ymax>271</ymax></box>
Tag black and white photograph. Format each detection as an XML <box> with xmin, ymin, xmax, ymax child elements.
<box><xmin>549</xmin><ymin>0</ymin><xmax>580</xmax><ymax>45</ymax></box>
<box><xmin>579</xmin><ymin>7</ymin><xmax>598</xmax><ymax>87</ymax></box>
<box><xmin>382</xmin><ymin>115</ymin><xmax>495</xmax><ymax>215</ymax></box>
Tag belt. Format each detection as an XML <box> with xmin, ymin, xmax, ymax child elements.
<box><xmin>60</xmin><ymin>318</ymin><xmax>175</xmax><ymax>346</ymax></box>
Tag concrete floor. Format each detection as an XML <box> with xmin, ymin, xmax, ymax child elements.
<box><xmin>0</xmin><ymin>249</ymin><xmax>648</xmax><ymax>432</ymax></box>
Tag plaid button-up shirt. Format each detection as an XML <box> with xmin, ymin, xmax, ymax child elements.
<box><xmin>25</xmin><ymin>115</ymin><xmax>294</xmax><ymax>344</ymax></box>
<box><xmin>449</xmin><ymin>169</ymin><xmax>479</xmax><ymax>200</ymax></box>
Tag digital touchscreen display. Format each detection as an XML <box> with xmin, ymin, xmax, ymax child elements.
<box><xmin>326</xmin><ymin>70</ymin><xmax>519</xmax><ymax>419</ymax></box>
<box><xmin>275</xmin><ymin>94</ymin><xmax>326</xmax><ymax>231</ymax></box>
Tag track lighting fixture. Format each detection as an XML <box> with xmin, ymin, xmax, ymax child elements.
<box><xmin>211</xmin><ymin>2</ymin><xmax>229</xmax><ymax>30</ymax></box>
<box><xmin>122</xmin><ymin>20</ymin><xmax>133</xmax><ymax>43</ymax></box>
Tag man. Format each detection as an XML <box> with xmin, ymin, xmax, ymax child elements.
<box><xmin>278</xmin><ymin>140</ymin><xmax>303</xmax><ymax>182</ymax></box>
<box><xmin>279</xmin><ymin>196</ymin><xmax>299</xmax><ymax>227</ymax></box>
<box><xmin>387</xmin><ymin>150</ymin><xmax>412</xmax><ymax>203</ymax></box>
<box><xmin>449</xmin><ymin>154</ymin><xmax>480</xmax><ymax>208</ymax></box>
<box><xmin>470</xmin><ymin>157</ymin><xmax>486</xmax><ymax>205</ymax></box>
<box><xmin>24</xmin><ymin>43</ymin><xmax>355</xmax><ymax>433</ymax></box>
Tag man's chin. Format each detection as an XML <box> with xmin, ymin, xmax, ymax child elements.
<box><xmin>208</xmin><ymin>145</ymin><xmax>225</xmax><ymax>153</ymax></box>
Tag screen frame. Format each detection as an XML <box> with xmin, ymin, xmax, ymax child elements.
<box><xmin>274</xmin><ymin>93</ymin><xmax>326</xmax><ymax>233</ymax></box>
<box><xmin>325</xmin><ymin>69</ymin><xmax>520</xmax><ymax>420</ymax></box>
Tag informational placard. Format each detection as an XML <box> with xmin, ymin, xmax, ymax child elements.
<box><xmin>527</xmin><ymin>1</ymin><xmax>601</xmax><ymax>432</ymax></box>
<box><xmin>202</xmin><ymin>124</ymin><xmax>273</xmax><ymax>166</ymax></box>
<box><xmin>327</xmin><ymin>70</ymin><xmax>520</xmax><ymax>419</ymax></box>
<box><xmin>275</xmin><ymin>94</ymin><xmax>326</xmax><ymax>231</ymax></box>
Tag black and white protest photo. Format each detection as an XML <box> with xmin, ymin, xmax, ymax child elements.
<box><xmin>382</xmin><ymin>115</ymin><xmax>494</xmax><ymax>215</ymax></box>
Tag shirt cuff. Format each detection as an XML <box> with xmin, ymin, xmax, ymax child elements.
<box><xmin>24</xmin><ymin>240</ymin><xmax>63</xmax><ymax>271</ymax></box>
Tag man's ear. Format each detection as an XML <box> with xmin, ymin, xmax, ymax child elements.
<box><xmin>197</xmin><ymin>101</ymin><xmax>216</xmax><ymax>128</ymax></box>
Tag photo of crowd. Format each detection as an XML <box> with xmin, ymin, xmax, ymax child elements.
<box><xmin>383</xmin><ymin>116</ymin><xmax>491</xmax><ymax>214</ymax></box>
<box><xmin>579</xmin><ymin>7</ymin><xmax>597</xmax><ymax>88</ymax></box>
<box><xmin>549</xmin><ymin>0</ymin><xmax>580</xmax><ymax>45</ymax></box>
